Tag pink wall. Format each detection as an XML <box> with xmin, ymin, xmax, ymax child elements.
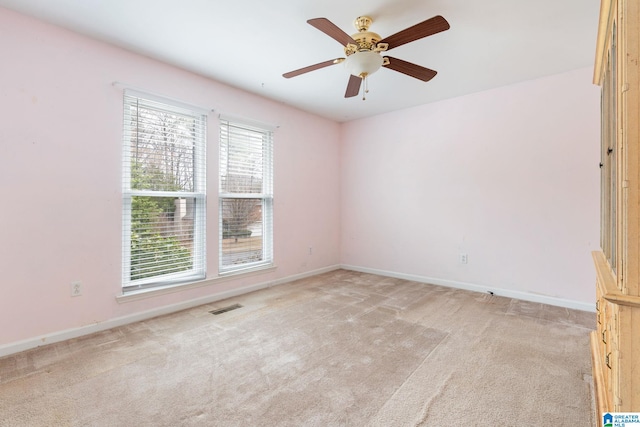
<box><xmin>0</xmin><ymin>8</ymin><xmax>341</xmax><ymax>346</ymax></box>
<box><xmin>340</xmin><ymin>67</ymin><xmax>601</xmax><ymax>304</ymax></box>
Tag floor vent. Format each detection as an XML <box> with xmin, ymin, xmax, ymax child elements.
<box><xmin>209</xmin><ymin>304</ymin><xmax>243</xmax><ymax>315</ymax></box>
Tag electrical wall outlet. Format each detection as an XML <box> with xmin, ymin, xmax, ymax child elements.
<box><xmin>459</xmin><ymin>253</ymin><xmax>468</xmax><ymax>264</ymax></box>
<box><xmin>70</xmin><ymin>281</ymin><xmax>82</xmax><ymax>297</ymax></box>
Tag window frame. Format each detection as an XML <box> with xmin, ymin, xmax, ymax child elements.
<box><xmin>122</xmin><ymin>90</ymin><xmax>207</xmax><ymax>292</ymax></box>
<box><xmin>218</xmin><ymin>117</ymin><xmax>274</xmax><ymax>275</ymax></box>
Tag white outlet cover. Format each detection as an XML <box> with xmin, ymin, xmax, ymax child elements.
<box><xmin>71</xmin><ymin>281</ymin><xmax>82</xmax><ymax>296</ymax></box>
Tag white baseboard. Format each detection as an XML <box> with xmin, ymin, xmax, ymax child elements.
<box><xmin>0</xmin><ymin>265</ymin><xmax>340</xmax><ymax>358</ymax></box>
<box><xmin>340</xmin><ymin>264</ymin><xmax>596</xmax><ymax>313</ymax></box>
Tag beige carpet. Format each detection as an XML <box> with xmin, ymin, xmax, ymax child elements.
<box><xmin>0</xmin><ymin>270</ymin><xmax>595</xmax><ymax>426</ymax></box>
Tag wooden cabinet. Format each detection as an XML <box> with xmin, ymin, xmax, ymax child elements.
<box><xmin>591</xmin><ymin>0</ymin><xmax>640</xmax><ymax>419</ymax></box>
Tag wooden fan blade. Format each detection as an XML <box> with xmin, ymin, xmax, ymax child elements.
<box><xmin>379</xmin><ymin>15</ymin><xmax>450</xmax><ymax>50</ymax></box>
<box><xmin>345</xmin><ymin>74</ymin><xmax>362</xmax><ymax>98</ymax></box>
<box><xmin>308</xmin><ymin>18</ymin><xmax>357</xmax><ymax>47</ymax></box>
<box><xmin>383</xmin><ymin>57</ymin><xmax>437</xmax><ymax>82</ymax></box>
<box><xmin>283</xmin><ymin>58</ymin><xmax>343</xmax><ymax>78</ymax></box>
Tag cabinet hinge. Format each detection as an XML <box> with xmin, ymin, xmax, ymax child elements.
<box><xmin>623</xmin><ymin>180</ymin><xmax>629</xmax><ymax>188</ymax></box>
<box><xmin>622</xmin><ymin>83</ymin><xmax>630</xmax><ymax>93</ymax></box>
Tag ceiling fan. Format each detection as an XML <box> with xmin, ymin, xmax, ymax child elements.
<box><xmin>283</xmin><ymin>15</ymin><xmax>450</xmax><ymax>99</ymax></box>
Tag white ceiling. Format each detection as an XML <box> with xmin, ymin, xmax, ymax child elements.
<box><xmin>0</xmin><ymin>0</ymin><xmax>600</xmax><ymax>122</ymax></box>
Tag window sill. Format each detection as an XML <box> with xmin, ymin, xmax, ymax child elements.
<box><xmin>218</xmin><ymin>263</ymin><xmax>276</xmax><ymax>278</ymax></box>
<box><xmin>116</xmin><ymin>264</ymin><xmax>277</xmax><ymax>303</ymax></box>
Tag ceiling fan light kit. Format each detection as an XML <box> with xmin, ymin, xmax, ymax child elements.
<box><xmin>283</xmin><ymin>14</ymin><xmax>450</xmax><ymax>100</ymax></box>
<box><xmin>344</xmin><ymin>51</ymin><xmax>383</xmax><ymax>77</ymax></box>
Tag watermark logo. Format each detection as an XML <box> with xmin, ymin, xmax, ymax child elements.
<box><xmin>604</xmin><ymin>412</ymin><xmax>640</xmax><ymax>426</ymax></box>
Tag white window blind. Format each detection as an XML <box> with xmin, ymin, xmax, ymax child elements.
<box><xmin>219</xmin><ymin>118</ymin><xmax>273</xmax><ymax>273</ymax></box>
<box><xmin>122</xmin><ymin>91</ymin><xmax>207</xmax><ymax>291</ymax></box>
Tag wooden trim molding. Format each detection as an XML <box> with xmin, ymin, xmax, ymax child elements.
<box><xmin>593</xmin><ymin>251</ymin><xmax>640</xmax><ymax>307</ymax></box>
<box><xmin>590</xmin><ymin>331</ymin><xmax>609</xmax><ymax>418</ymax></box>
<box><xmin>594</xmin><ymin>0</ymin><xmax>614</xmax><ymax>85</ymax></box>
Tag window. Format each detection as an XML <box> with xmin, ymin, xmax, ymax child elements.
<box><xmin>219</xmin><ymin>118</ymin><xmax>273</xmax><ymax>273</ymax></box>
<box><xmin>122</xmin><ymin>91</ymin><xmax>207</xmax><ymax>291</ymax></box>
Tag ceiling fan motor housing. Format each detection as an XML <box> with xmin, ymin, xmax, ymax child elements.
<box><xmin>344</xmin><ymin>16</ymin><xmax>388</xmax><ymax>56</ymax></box>
<box><xmin>347</xmin><ymin>31</ymin><xmax>380</xmax><ymax>52</ymax></box>
<box><xmin>342</xmin><ymin>16</ymin><xmax>390</xmax><ymax>78</ymax></box>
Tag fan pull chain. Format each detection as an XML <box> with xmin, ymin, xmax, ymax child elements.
<box><xmin>362</xmin><ymin>75</ymin><xmax>369</xmax><ymax>101</ymax></box>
